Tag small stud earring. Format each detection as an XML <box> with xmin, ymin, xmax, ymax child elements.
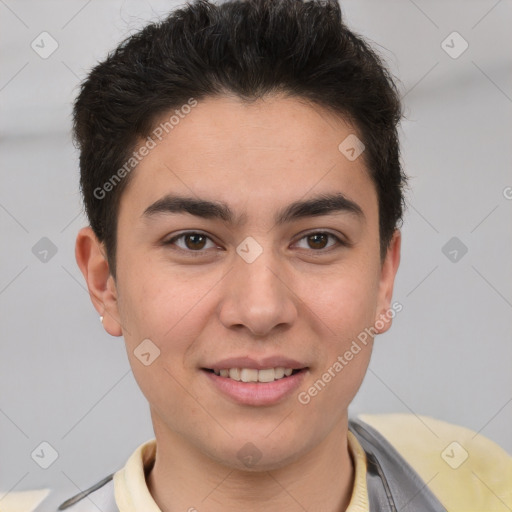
<box><xmin>100</xmin><ymin>316</ymin><xmax>104</xmax><ymax>323</ymax></box>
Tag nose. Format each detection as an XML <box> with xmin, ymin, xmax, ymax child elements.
<box><xmin>218</xmin><ymin>248</ymin><xmax>298</xmax><ymax>337</ymax></box>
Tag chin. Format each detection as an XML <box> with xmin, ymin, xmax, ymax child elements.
<box><xmin>204</xmin><ymin>434</ymin><xmax>308</xmax><ymax>473</ymax></box>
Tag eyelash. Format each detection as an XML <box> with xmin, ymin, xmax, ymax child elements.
<box><xmin>162</xmin><ymin>230</ymin><xmax>348</xmax><ymax>256</ymax></box>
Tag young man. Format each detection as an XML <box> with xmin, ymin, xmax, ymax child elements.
<box><xmin>9</xmin><ymin>0</ymin><xmax>508</xmax><ymax>511</ymax></box>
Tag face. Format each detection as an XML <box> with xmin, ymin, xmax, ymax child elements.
<box><xmin>77</xmin><ymin>94</ymin><xmax>400</xmax><ymax>471</ymax></box>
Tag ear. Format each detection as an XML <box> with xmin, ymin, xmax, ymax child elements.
<box><xmin>75</xmin><ymin>226</ymin><xmax>123</xmax><ymax>337</ymax></box>
<box><xmin>374</xmin><ymin>229</ymin><xmax>401</xmax><ymax>334</ymax></box>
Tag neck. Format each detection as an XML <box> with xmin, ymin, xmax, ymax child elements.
<box><xmin>146</xmin><ymin>419</ymin><xmax>355</xmax><ymax>512</ymax></box>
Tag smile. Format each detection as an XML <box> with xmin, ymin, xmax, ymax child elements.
<box><xmin>202</xmin><ymin>367</ymin><xmax>308</xmax><ymax>406</ymax></box>
<box><xmin>208</xmin><ymin>367</ymin><xmax>300</xmax><ymax>383</ymax></box>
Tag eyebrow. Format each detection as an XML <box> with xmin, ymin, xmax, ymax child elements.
<box><xmin>142</xmin><ymin>192</ymin><xmax>365</xmax><ymax>226</ymax></box>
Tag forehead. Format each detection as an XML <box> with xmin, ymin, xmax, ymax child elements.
<box><xmin>120</xmin><ymin>94</ymin><xmax>377</xmax><ymax>221</ymax></box>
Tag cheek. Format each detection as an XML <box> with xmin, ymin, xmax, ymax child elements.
<box><xmin>115</xmin><ymin>264</ymin><xmax>222</xmax><ymax>400</ymax></box>
<box><xmin>307</xmin><ymin>264</ymin><xmax>380</xmax><ymax>337</ymax></box>
<box><xmin>115</xmin><ymin>269</ymin><xmax>209</xmax><ymax>418</ymax></box>
<box><xmin>305</xmin><ymin>347</ymin><xmax>372</xmax><ymax>418</ymax></box>
<box><xmin>116</xmin><ymin>255</ymin><xmax>207</xmax><ymax>342</ymax></box>
<box><xmin>314</xmin><ymin>285</ymin><xmax>375</xmax><ymax>381</ymax></box>
<box><xmin>300</xmin><ymin>263</ymin><xmax>378</xmax><ymax>399</ymax></box>
<box><xmin>298</xmin><ymin>283</ymin><xmax>375</xmax><ymax>414</ymax></box>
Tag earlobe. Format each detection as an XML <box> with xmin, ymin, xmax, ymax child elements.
<box><xmin>375</xmin><ymin>229</ymin><xmax>401</xmax><ymax>334</ymax></box>
<box><xmin>75</xmin><ymin>227</ymin><xmax>123</xmax><ymax>337</ymax></box>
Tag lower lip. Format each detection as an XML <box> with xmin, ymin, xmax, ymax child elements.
<box><xmin>202</xmin><ymin>369</ymin><xmax>308</xmax><ymax>406</ymax></box>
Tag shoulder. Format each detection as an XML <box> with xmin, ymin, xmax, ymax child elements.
<box><xmin>358</xmin><ymin>413</ymin><xmax>512</xmax><ymax>512</ymax></box>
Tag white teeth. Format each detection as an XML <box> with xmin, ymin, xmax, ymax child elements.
<box><xmin>228</xmin><ymin>368</ymin><xmax>241</xmax><ymax>381</ymax></box>
<box><xmin>240</xmin><ymin>368</ymin><xmax>259</xmax><ymax>383</ymax></box>
<box><xmin>274</xmin><ymin>367</ymin><xmax>285</xmax><ymax>379</ymax></box>
<box><xmin>257</xmin><ymin>368</ymin><xmax>276</xmax><ymax>383</ymax></box>
<box><xmin>211</xmin><ymin>366</ymin><xmax>299</xmax><ymax>383</ymax></box>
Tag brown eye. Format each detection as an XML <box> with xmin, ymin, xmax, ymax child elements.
<box><xmin>307</xmin><ymin>233</ymin><xmax>329</xmax><ymax>249</ymax></box>
<box><xmin>183</xmin><ymin>233</ymin><xmax>207</xmax><ymax>250</ymax></box>
<box><xmin>295</xmin><ymin>231</ymin><xmax>343</xmax><ymax>251</ymax></box>
<box><xmin>163</xmin><ymin>232</ymin><xmax>216</xmax><ymax>254</ymax></box>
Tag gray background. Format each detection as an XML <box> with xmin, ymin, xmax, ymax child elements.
<box><xmin>1</xmin><ymin>0</ymin><xmax>511</xmax><ymax>505</ymax></box>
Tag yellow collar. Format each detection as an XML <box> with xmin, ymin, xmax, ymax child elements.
<box><xmin>113</xmin><ymin>432</ymin><xmax>369</xmax><ymax>512</ymax></box>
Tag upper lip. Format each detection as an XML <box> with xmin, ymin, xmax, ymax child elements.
<box><xmin>204</xmin><ymin>356</ymin><xmax>308</xmax><ymax>371</ymax></box>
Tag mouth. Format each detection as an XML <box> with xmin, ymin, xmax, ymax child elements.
<box><xmin>202</xmin><ymin>367</ymin><xmax>306</xmax><ymax>383</ymax></box>
<box><xmin>201</xmin><ymin>366</ymin><xmax>308</xmax><ymax>406</ymax></box>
